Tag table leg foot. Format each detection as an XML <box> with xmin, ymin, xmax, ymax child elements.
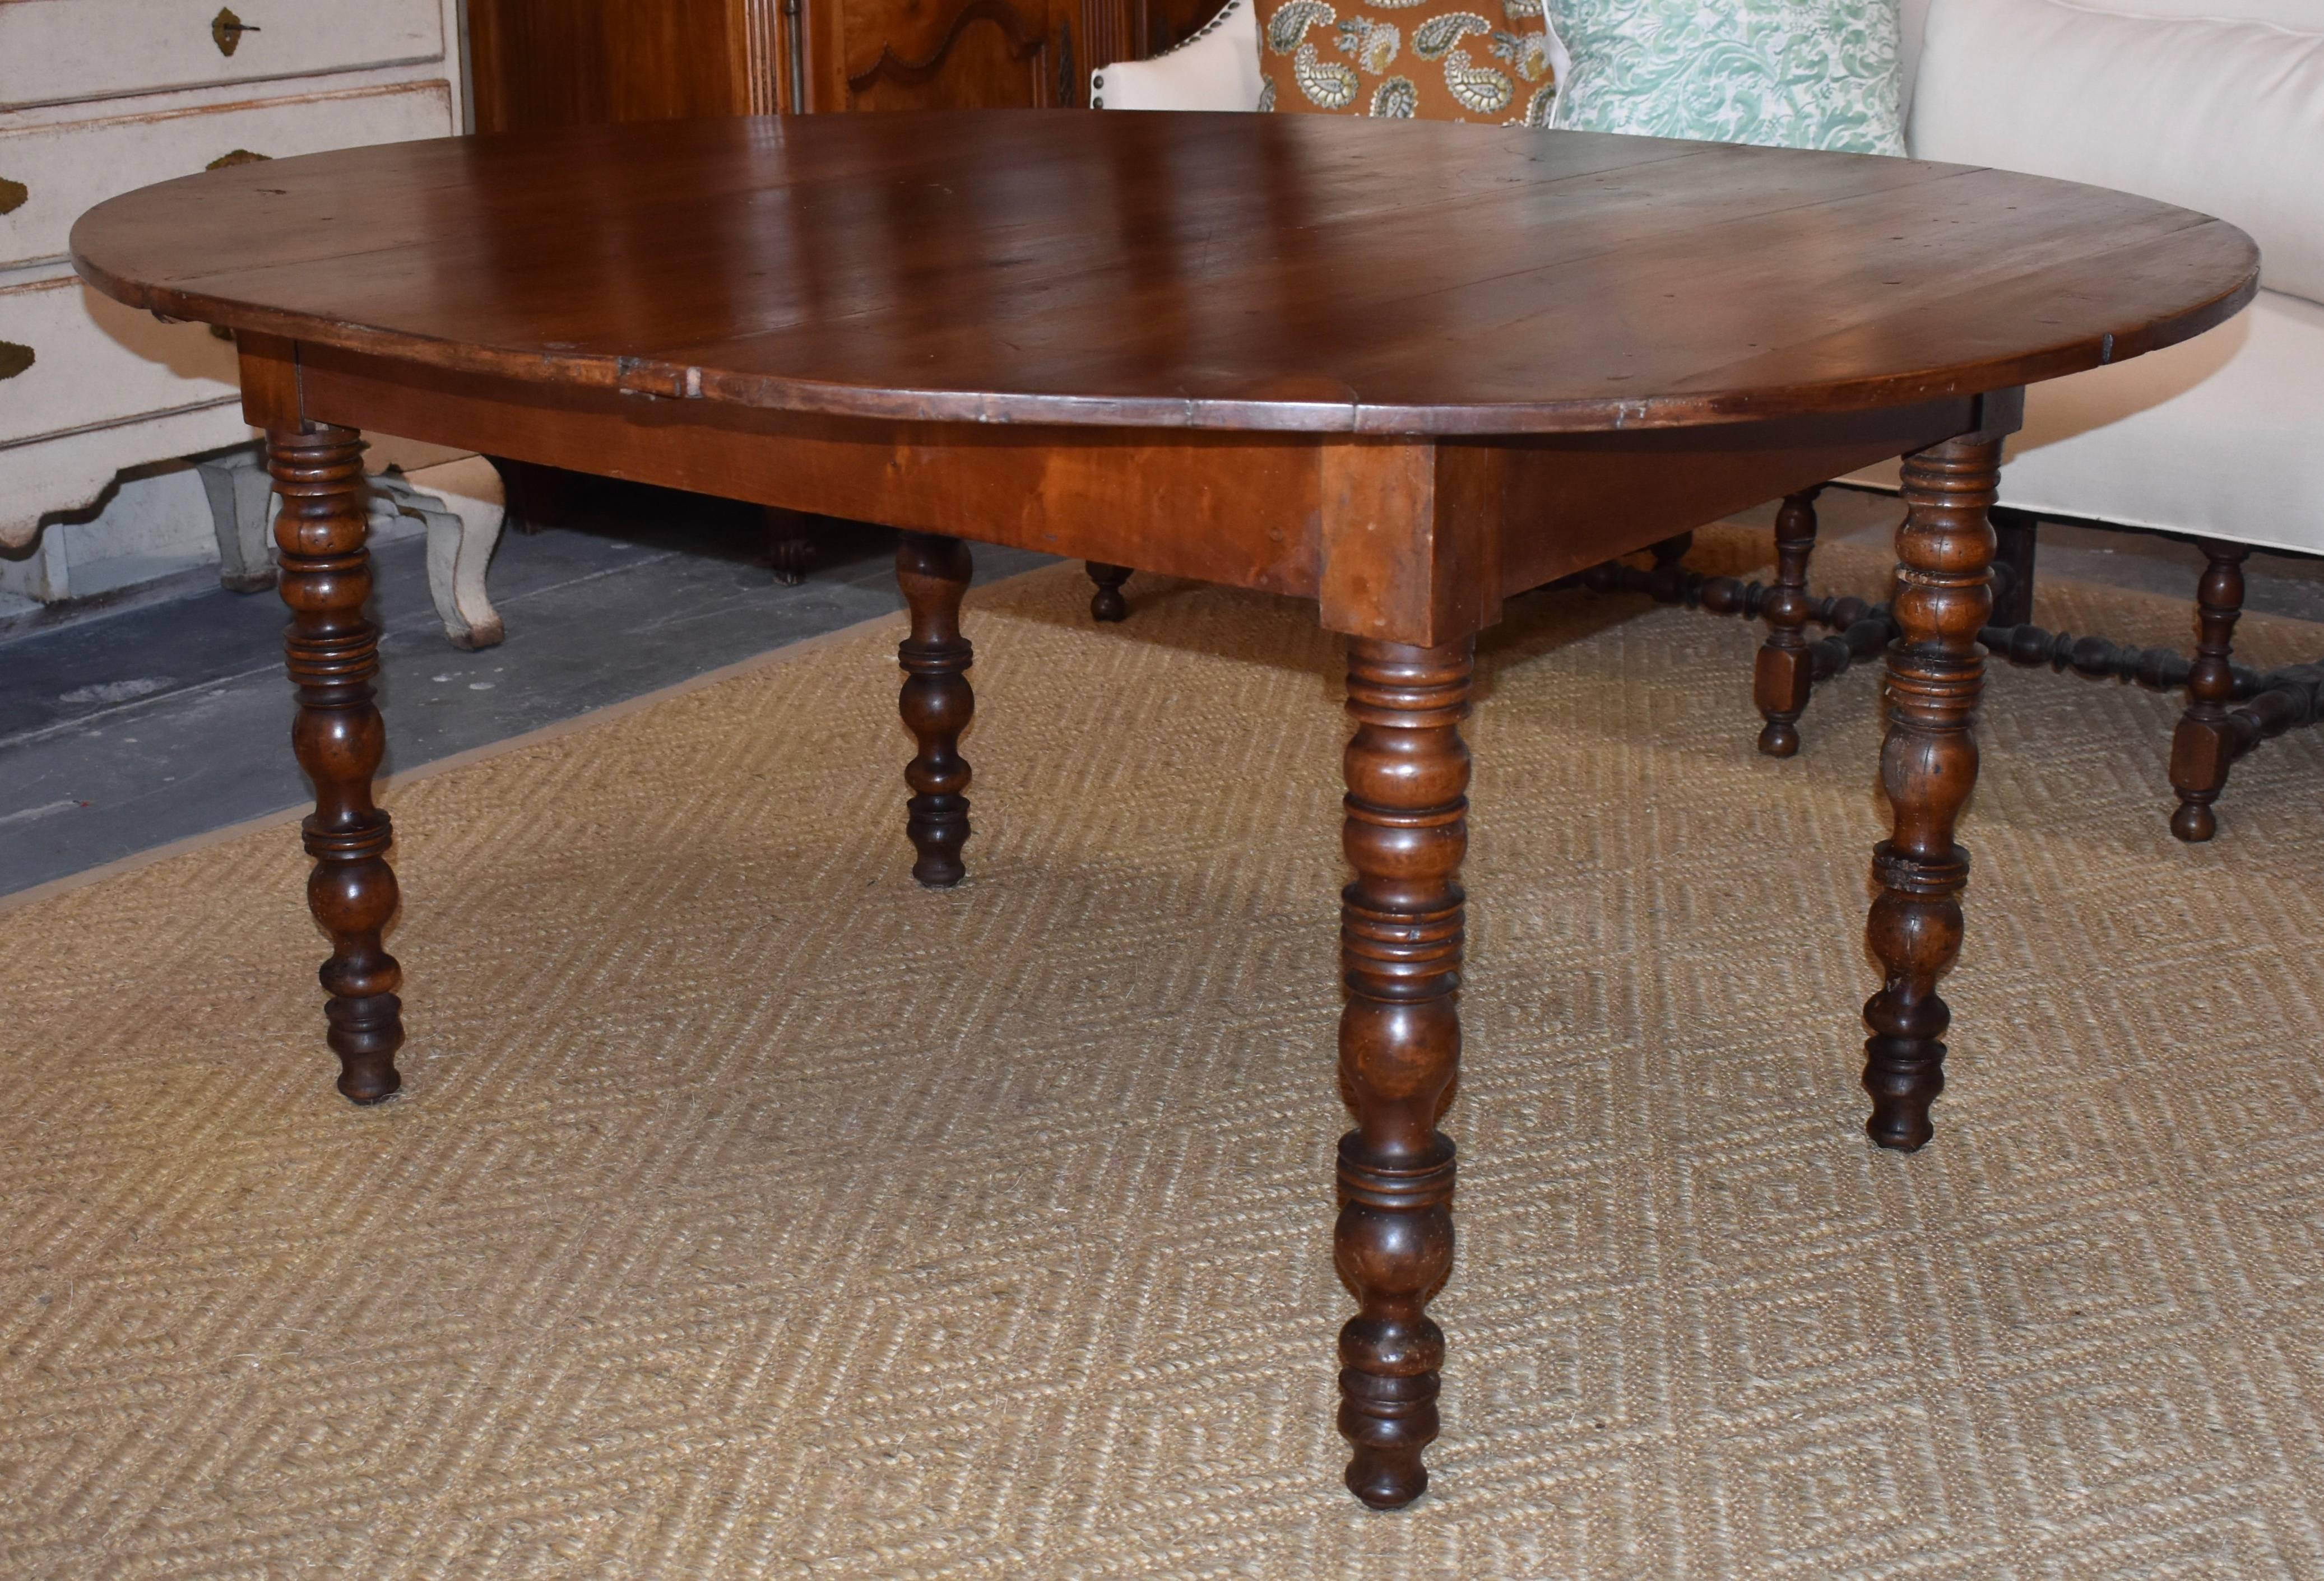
<box><xmin>1086</xmin><ymin>561</ymin><xmax>1131</xmax><ymax>622</ymax></box>
<box><xmin>897</xmin><ymin>532</ymin><xmax>973</xmax><ymax>887</ymax></box>
<box><xmin>271</xmin><ymin>425</ymin><xmax>405</xmax><ymax>1104</ymax></box>
<box><xmin>1335</xmin><ymin>636</ymin><xmax>1471</xmax><ymax>1509</ymax></box>
<box><xmin>1863</xmin><ymin>436</ymin><xmax>1997</xmax><ymax>1152</ymax></box>
<box><xmin>1754</xmin><ymin>487</ymin><xmax>1823</xmax><ymax>757</ymax></box>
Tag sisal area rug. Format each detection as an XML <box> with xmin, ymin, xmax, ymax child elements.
<box><xmin>4</xmin><ymin>529</ymin><xmax>2322</xmax><ymax>1579</ymax></box>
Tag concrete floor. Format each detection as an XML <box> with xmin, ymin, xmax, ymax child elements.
<box><xmin>0</xmin><ymin>497</ymin><xmax>1052</xmax><ymax>898</ymax></box>
<box><xmin>3</xmin><ymin>485</ymin><xmax>2319</xmax><ymax>900</ymax></box>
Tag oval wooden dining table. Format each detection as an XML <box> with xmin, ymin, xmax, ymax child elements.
<box><xmin>71</xmin><ymin>109</ymin><xmax>2256</xmax><ymax>1509</ymax></box>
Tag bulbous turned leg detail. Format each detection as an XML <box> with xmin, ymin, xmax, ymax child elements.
<box><xmin>897</xmin><ymin>532</ymin><xmax>974</xmax><ymax>887</ymax></box>
<box><xmin>1863</xmin><ymin>437</ymin><xmax>2000</xmax><ymax>1151</ymax></box>
<box><xmin>270</xmin><ymin>425</ymin><xmax>403</xmax><ymax>1104</ymax></box>
<box><xmin>1086</xmin><ymin>561</ymin><xmax>1131</xmax><ymax>622</ymax></box>
<box><xmin>1335</xmin><ymin>636</ymin><xmax>1472</xmax><ymax>1509</ymax></box>
<box><xmin>2169</xmin><ymin>541</ymin><xmax>2252</xmax><ymax>843</ymax></box>
<box><xmin>1755</xmin><ymin>487</ymin><xmax>1824</xmax><ymax>757</ymax></box>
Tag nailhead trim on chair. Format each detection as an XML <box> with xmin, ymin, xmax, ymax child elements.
<box><xmin>1157</xmin><ymin>0</ymin><xmax>1244</xmax><ymax>57</ymax></box>
<box><xmin>1092</xmin><ymin>0</ymin><xmax>1249</xmax><ymax>105</ymax></box>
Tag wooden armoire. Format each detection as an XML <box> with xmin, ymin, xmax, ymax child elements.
<box><xmin>467</xmin><ymin>0</ymin><xmax>1227</xmax><ymax>129</ymax></box>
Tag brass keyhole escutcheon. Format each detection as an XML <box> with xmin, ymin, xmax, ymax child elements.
<box><xmin>211</xmin><ymin>7</ymin><xmax>260</xmax><ymax>55</ymax></box>
<box><xmin>0</xmin><ymin>178</ymin><xmax>26</xmax><ymax>216</ymax></box>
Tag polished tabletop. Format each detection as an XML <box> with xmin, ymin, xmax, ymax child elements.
<box><xmin>71</xmin><ymin>110</ymin><xmax>2256</xmax><ymax>434</ymax></box>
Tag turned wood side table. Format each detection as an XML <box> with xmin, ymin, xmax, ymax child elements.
<box><xmin>70</xmin><ymin>111</ymin><xmax>2256</xmax><ymax>1509</ymax></box>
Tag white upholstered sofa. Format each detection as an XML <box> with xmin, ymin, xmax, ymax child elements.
<box><xmin>1093</xmin><ymin>0</ymin><xmax>2324</xmax><ymax>834</ymax></box>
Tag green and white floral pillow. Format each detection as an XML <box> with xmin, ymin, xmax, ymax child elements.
<box><xmin>1548</xmin><ymin>0</ymin><xmax>1906</xmax><ymax>155</ymax></box>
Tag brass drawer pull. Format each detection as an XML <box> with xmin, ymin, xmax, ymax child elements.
<box><xmin>0</xmin><ymin>178</ymin><xmax>25</xmax><ymax>216</ymax></box>
<box><xmin>211</xmin><ymin>8</ymin><xmax>261</xmax><ymax>56</ymax></box>
<box><xmin>0</xmin><ymin>341</ymin><xmax>33</xmax><ymax>382</ymax></box>
<box><xmin>206</xmin><ymin>149</ymin><xmax>271</xmax><ymax>170</ymax></box>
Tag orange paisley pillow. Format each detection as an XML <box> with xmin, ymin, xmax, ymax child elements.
<box><xmin>1255</xmin><ymin>0</ymin><xmax>1560</xmax><ymax>123</ymax></box>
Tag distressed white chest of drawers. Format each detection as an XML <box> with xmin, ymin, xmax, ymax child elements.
<box><xmin>1</xmin><ymin>0</ymin><xmax>466</xmax><ymax>590</ymax></box>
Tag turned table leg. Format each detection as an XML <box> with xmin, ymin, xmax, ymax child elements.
<box><xmin>767</xmin><ymin>506</ymin><xmax>816</xmax><ymax>586</ymax></box>
<box><xmin>1863</xmin><ymin>435</ymin><xmax>2000</xmax><ymax>1151</ymax></box>
<box><xmin>1645</xmin><ymin>532</ymin><xmax>1692</xmax><ymax>603</ymax></box>
<box><xmin>1989</xmin><ymin>506</ymin><xmax>2040</xmax><ymax>629</ymax></box>
<box><xmin>1086</xmin><ymin>561</ymin><xmax>1131</xmax><ymax>622</ymax></box>
<box><xmin>2169</xmin><ymin>540</ymin><xmax>2253</xmax><ymax>843</ymax></box>
<box><xmin>270</xmin><ymin>425</ymin><xmax>404</xmax><ymax>1104</ymax></box>
<box><xmin>897</xmin><ymin>532</ymin><xmax>974</xmax><ymax>886</ymax></box>
<box><xmin>1754</xmin><ymin>486</ymin><xmax>1824</xmax><ymax>757</ymax></box>
<box><xmin>1335</xmin><ymin>636</ymin><xmax>1472</xmax><ymax>1509</ymax></box>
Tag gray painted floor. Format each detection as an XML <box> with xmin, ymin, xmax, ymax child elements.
<box><xmin>4</xmin><ymin>486</ymin><xmax>2318</xmax><ymax>900</ymax></box>
<box><xmin>0</xmin><ymin>503</ymin><xmax>1052</xmax><ymax>897</ymax></box>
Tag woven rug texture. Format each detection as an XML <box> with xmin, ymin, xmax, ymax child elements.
<box><xmin>4</xmin><ymin>528</ymin><xmax>2323</xmax><ymax>1579</ymax></box>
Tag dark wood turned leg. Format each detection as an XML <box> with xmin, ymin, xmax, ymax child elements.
<box><xmin>270</xmin><ymin>426</ymin><xmax>404</xmax><ymax>1104</ymax></box>
<box><xmin>767</xmin><ymin>506</ymin><xmax>815</xmax><ymax>586</ymax></box>
<box><xmin>1645</xmin><ymin>532</ymin><xmax>1692</xmax><ymax>603</ymax></box>
<box><xmin>1989</xmin><ymin>506</ymin><xmax>2039</xmax><ymax>629</ymax></box>
<box><xmin>1863</xmin><ymin>435</ymin><xmax>2000</xmax><ymax>1152</ymax></box>
<box><xmin>2169</xmin><ymin>540</ymin><xmax>2252</xmax><ymax>843</ymax></box>
<box><xmin>1086</xmin><ymin>561</ymin><xmax>1131</xmax><ymax>622</ymax></box>
<box><xmin>1335</xmin><ymin>636</ymin><xmax>1472</xmax><ymax>1510</ymax></box>
<box><xmin>1754</xmin><ymin>486</ymin><xmax>1825</xmax><ymax>757</ymax></box>
<box><xmin>896</xmin><ymin>532</ymin><xmax>973</xmax><ymax>886</ymax></box>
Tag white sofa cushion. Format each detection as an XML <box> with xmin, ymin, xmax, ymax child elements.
<box><xmin>1850</xmin><ymin>289</ymin><xmax>2324</xmax><ymax>555</ymax></box>
<box><xmin>1909</xmin><ymin>0</ymin><xmax>2324</xmax><ymax>306</ymax></box>
<box><xmin>1090</xmin><ymin>0</ymin><xmax>1266</xmax><ymax>111</ymax></box>
<box><xmin>2064</xmin><ymin>0</ymin><xmax>2321</xmax><ymax>20</ymax></box>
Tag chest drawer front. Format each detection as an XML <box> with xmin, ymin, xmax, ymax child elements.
<box><xmin>0</xmin><ymin>276</ymin><xmax>239</xmax><ymax>448</ymax></box>
<box><xmin>0</xmin><ymin>0</ymin><xmax>444</xmax><ymax>112</ymax></box>
<box><xmin>3</xmin><ymin>81</ymin><xmax>452</xmax><ymax>270</ymax></box>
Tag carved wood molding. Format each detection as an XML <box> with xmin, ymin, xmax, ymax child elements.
<box><xmin>845</xmin><ymin>0</ymin><xmax>1050</xmax><ymax>94</ymax></box>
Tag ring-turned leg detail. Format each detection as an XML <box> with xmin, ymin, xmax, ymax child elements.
<box><xmin>1335</xmin><ymin>636</ymin><xmax>1472</xmax><ymax>1509</ymax></box>
<box><xmin>896</xmin><ymin>532</ymin><xmax>974</xmax><ymax>886</ymax></box>
<box><xmin>270</xmin><ymin>425</ymin><xmax>404</xmax><ymax>1104</ymax></box>
<box><xmin>1863</xmin><ymin>436</ymin><xmax>2000</xmax><ymax>1151</ymax></box>
<box><xmin>1086</xmin><ymin>561</ymin><xmax>1131</xmax><ymax>622</ymax></box>
<box><xmin>2169</xmin><ymin>540</ymin><xmax>2252</xmax><ymax>843</ymax></box>
<box><xmin>1754</xmin><ymin>486</ymin><xmax>1824</xmax><ymax>757</ymax></box>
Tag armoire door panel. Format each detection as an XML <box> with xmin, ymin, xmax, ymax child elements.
<box><xmin>469</xmin><ymin>0</ymin><xmax>756</xmax><ymax>132</ymax></box>
<box><xmin>466</xmin><ymin>0</ymin><xmax>1226</xmax><ymax>120</ymax></box>
<box><xmin>831</xmin><ymin>0</ymin><xmax>1066</xmax><ymax>111</ymax></box>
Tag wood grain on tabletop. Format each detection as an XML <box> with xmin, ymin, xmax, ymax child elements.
<box><xmin>69</xmin><ymin>111</ymin><xmax>2258</xmax><ymax>435</ymax></box>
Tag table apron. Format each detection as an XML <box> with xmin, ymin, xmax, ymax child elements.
<box><xmin>253</xmin><ymin>338</ymin><xmax>1990</xmax><ymax>645</ymax></box>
